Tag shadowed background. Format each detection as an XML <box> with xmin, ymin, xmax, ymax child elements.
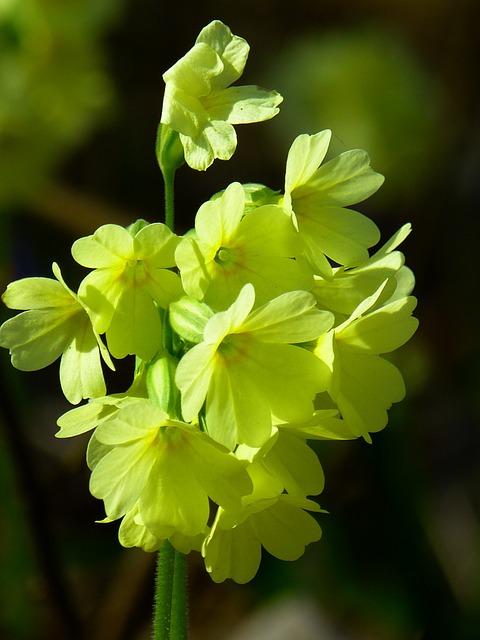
<box><xmin>1</xmin><ymin>1</ymin><xmax>480</xmax><ymax>638</ymax></box>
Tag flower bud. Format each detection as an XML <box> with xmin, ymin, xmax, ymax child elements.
<box><xmin>156</xmin><ymin>123</ymin><xmax>185</xmax><ymax>175</ymax></box>
<box><xmin>146</xmin><ymin>349</ymin><xmax>181</xmax><ymax>417</ymax></box>
<box><xmin>169</xmin><ymin>296</ymin><xmax>213</xmax><ymax>344</ymax></box>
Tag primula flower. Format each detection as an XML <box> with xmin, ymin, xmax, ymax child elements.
<box><xmin>87</xmin><ymin>400</ymin><xmax>252</xmax><ymax>538</ymax></box>
<box><xmin>72</xmin><ymin>223</ymin><xmax>183</xmax><ymax>361</ymax></box>
<box><xmin>202</xmin><ymin>462</ymin><xmax>322</xmax><ymax>583</ymax></box>
<box><xmin>315</xmin><ymin>280</ymin><xmax>419</xmax><ymax>440</ymax></box>
<box><xmin>0</xmin><ymin>263</ymin><xmax>112</xmax><ymax>404</ymax></box>
<box><xmin>312</xmin><ymin>223</ymin><xmax>413</xmax><ymax>316</ymax></box>
<box><xmin>160</xmin><ymin>20</ymin><xmax>283</xmax><ymax>170</ymax></box>
<box><xmin>283</xmin><ymin>130</ymin><xmax>384</xmax><ymax>279</ymax></box>
<box><xmin>176</xmin><ymin>283</ymin><xmax>333</xmax><ymax>450</ymax></box>
<box><xmin>175</xmin><ymin>182</ymin><xmax>313</xmax><ymax>308</ymax></box>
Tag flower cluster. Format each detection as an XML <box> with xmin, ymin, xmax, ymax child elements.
<box><xmin>0</xmin><ymin>20</ymin><xmax>418</xmax><ymax>583</ymax></box>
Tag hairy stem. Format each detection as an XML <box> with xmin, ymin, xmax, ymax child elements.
<box><xmin>153</xmin><ymin>540</ymin><xmax>188</xmax><ymax>640</ymax></box>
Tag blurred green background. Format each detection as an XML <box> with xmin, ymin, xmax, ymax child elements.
<box><xmin>1</xmin><ymin>1</ymin><xmax>480</xmax><ymax>638</ymax></box>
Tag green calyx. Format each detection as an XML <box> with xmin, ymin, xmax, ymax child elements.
<box><xmin>146</xmin><ymin>349</ymin><xmax>182</xmax><ymax>418</ymax></box>
<box><xmin>169</xmin><ymin>297</ymin><xmax>213</xmax><ymax>344</ymax></box>
<box><xmin>156</xmin><ymin>124</ymin><xmax>185</xmax><ymax>176</ymax></box>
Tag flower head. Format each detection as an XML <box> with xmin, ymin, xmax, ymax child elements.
<box><xmin>0</xmin><ymin>15</ymin><xmax>420</xmax><ymax>588</ymax></box>
<box><xmin>72</xmin><ymin>222</ymin><xmax>183</xmax><ymax>360</ymax></box>
<box><xmin>0</xmin><ymin>263</ymin><xmax>112</xmax><ymax>404</ymax></box>
<box><xmin>160</xmin><ymin>20</ymin><xmax>283</xmax><ymax>170</ymax></box>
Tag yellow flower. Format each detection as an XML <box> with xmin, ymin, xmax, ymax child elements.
<box><xmin>176</xmin><ymin>182</ymin><xmax>313</xmax><ymax>308</ymax></box>
<box><xmin>87</xmin><ymin>400</ymin><xmax>252</xmax><ymax>538</ymax></box>
<box><xmin>315</xmin><ymin>280</ymin><xmax>418</xmax><ymax>440</ymax></box>
<box><xmin>283</xmin><ymin>130</ymin><xmax>383</xmax><ymax>278</ymax></box>
<box><xmin>72</xmin><ymin>223</ymin><xmax>183</xmax><ymax>360</ymax></box>
<box><xmin>160</xmin><ymin>20</ymin><xmax>282</xmax><ymax>170</ymax></box>
<box><xmin>0</xmin><ymin>263</ymin><xmax>113</xmax><ymax>404</ymax></box>
<box><xmin>176</xmin><ymin>283</ymin><xmax>333</xmax><ymax>450</ymax></box>
<box><xmin>312</xmin><ymin>223</ymin><xmax>414</xmax><ymax>316</ymax></box>
<box><xmin>203</xmin><ymin>460</ymin><xmax>322</xmax><ymax>583</ymax></box>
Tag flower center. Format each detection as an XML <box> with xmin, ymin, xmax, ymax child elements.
<box><xmin>219</xmin><ymin>333</ymin><xmax>251</xmax><ymax>364</ymax></box>
<box><xmin>122</xmin><ymin>259</ymin><xmax>148</xmax><ymax>286</ymax></box>
<box><xmin>214</xmin><ymin>247</ymin><xmax>232</xmax><ymax>264</ymax></box>
<box><xmin>158</xmin><ymin>423</ymin><xmax>183</xmax><ymax>446</ymax></box>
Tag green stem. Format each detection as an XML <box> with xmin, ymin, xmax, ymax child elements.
<box><xmin>170</xmin><ymin>549</ymin><xmax>188</xmax><ymax>639</ymax></box>
<box><xmin>162</xmin><ymin>166</ymin><xmax>175</xmax><ymax>231</ymax></box>
<box><xmin>153</xmin><ymin>540</ymin><xmax>188</xmax><ymax>640</ymax></box>
<box><xmin>153</xmin><ymin>122</ymin><xmax>187</xmax><ymax>639</ymax></box>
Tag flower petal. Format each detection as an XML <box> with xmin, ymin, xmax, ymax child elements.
<box><xmin>118</xmin><ymin>506</ymin><xmax>162</xmax><ymax>552</ymax></box>
<box><xmin>196</xmin><ymin>20</ymin><xmax>249</xmax><ymax>89</ymax></box>
<box><xmin>203</xmin><ymin>283</ymin><xmax>255</xmax><ymax>342</ymax></box>
<box><xmin>140</xmin><ymin>445</ymin><xmax>210</xmax><ymax>537</ymax></box>
<box><xmin>252</xmin><ymin>496</ymin><xmax>322</xmax><ymax>561</ymax></box>
<box><xmin>296</xmin><ymin>204</ymin><xmax>380</xmax><ymax>267</ymax></box>
<box><xmin>206</xmin><ymin>356</ymin><xmax>271</xmax><ymax>449</ymax></box>
<box><xmin>59</xmin><ymin>316</ymin><xmax>106</xmax><ymax>404</ymax></box>
<box><xmin>176</xmin><ymin>341</ymin><xmax>217</xmax><ymax>422</ymax></box>
<box><xmin>338</xmin><ymin>296</ymin><xmax>419</xmax><ymax>354</ymax></box>
<box><xmin>134</xmin><ymin>223</ymin><xmax>180</xmax><ymax>267</ymax></box>
<box><xmin>89</xmin><ymin>438</ymin><xmax>157</xmax><ymax>520</ymax></box>
<box><xmin>72</xmin><ymin>224</ymin><xmax>133</xmax><ymax>268</ymax></box>
<box><xmin>106</xmin><ymin>285</ymin><xmax>162</xmax><ymax>360</ymax></box>
<box><xmin>242</xmin><ymin>290</ymin><xmax>333</xmax><ymax>343</ymax></box>
<box><xmin>0</xmin><ymin>308</ymin><xmax>78</xmax><ymax>371</ymax></box>
<box><xmin>334</xmin><ymin>348</ymin><xmax>406</xmax><ymax>439</ymax></box>
<box><xmin>203</xmin><ymin>517</ymin><xmax>261</xmax><ymax>584</ymax></box>
<box><xmin>297</xmin><ymin>149</ymin><xmax>385</xmax><ymax>207</ymax></box>
<box><xmin>195</xmin><ymin>182</ymin><xmax>245</xmax><ymax>246</ymax></box>
<box><xmin>163</xmin><ymin>42</ymin><xmax>223</xmax><ymax>96</ymax></box>
<box><xmin>2</xmin><ymin>277</ymin><xmax>72</xmax><ymax>310</ymax></box>
<box><xmin>262</xmin><ymin>432</ymin><xmax>324</xmax><ymax>497</ymax></box>
<box><xmin>161</xmin><ymin>85</ymin><xmax>208</xmax><ymax>137</ymax></box>
<box><xmin>204</xmin><ymin>120</ymin><xmax>237</xmax><ymax>161</ymax></box>
<box><xmin>179</xmin><ymin>131</ymin><xmax>215</xmax><ymax>171</ymax></box>
<box><xmin>182</xmin><ymin>428</ymin><xmax>253</xmax><ymax>510</ymax></box>
<box><xmin>285</xmin><ymin>131</ymin><xmax>332</xmax><ymax>194</ymax></box>
<box><xmin>204</xmin><ymin>86</ymin><xmax>282</xmax><ymax>124</ymax></box>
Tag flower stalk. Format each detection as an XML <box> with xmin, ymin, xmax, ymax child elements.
<box><xmin>156</xmin><ymin>124</ymin><xmax>184</xmax><ymax>231</ymax></box>
<box><xmin>153</xmin><ymin>541</ymin><xmax>188</xmax><ymax>640</ymax></box>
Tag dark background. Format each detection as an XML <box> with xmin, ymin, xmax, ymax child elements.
<box><xmin>1</xmin><ymin>1</ymin><xmax>480</xmax><ymax>638</ymax></box>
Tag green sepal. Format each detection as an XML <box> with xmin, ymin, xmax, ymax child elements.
<box><xmin>241</xmin><ymin>183</ymin><xmax>282</xmax><ymax>211</ymax></box>
<box><xmin>126</xmin><ymin>219</ymin><xmax>151</xmax><ymax>238</ymax></box>
<box><xmin>209</xmin><ymin>183</ymin><xmax>281</xmax><ymax>212</ymax></box>
<box><xmin>146</xmin><ymin>349</ymin><xmax>182</xmax><ymax>418</ymax></box>
<box><xmin>169</xmin><ymin>296</ymin><xmax>213</xmax><ymax>344</ymax></box>
<box><xmin>156</xmin><ymin>123</ymin><xmax>185</xmax><ymax>175</ymax></box>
